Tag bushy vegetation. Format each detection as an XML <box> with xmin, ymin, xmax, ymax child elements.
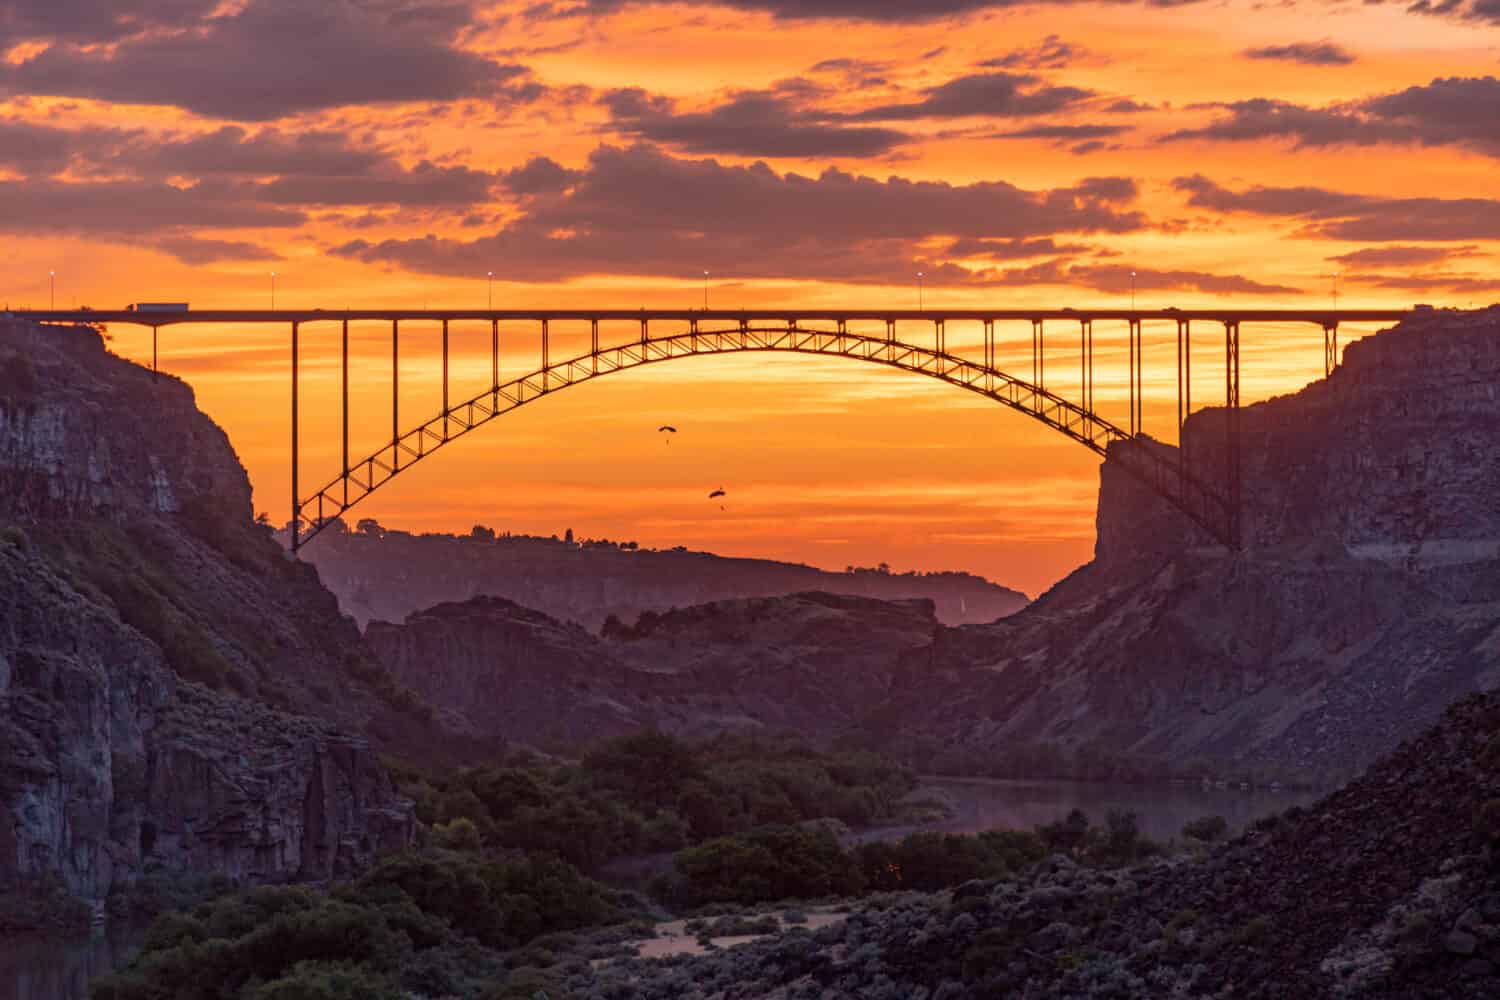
<box><xmin>396</xmin><ymin>730</ymin><xmax>917</xmax><ymax>873</ymax></box>
<box><xmin>1182</xmin><ymin>814</ymin><xmax>1230</xmax><ymax>843</ymax></box>
<box><xmin>669</xmin><ymin>826</ymin><xmax>865</xmax><ymax>905</ymax></box>
<box><xmin>657</xmin><ymin>809</ymin><xmax>1159</xmax><ymax>907</ymax></box>
<box><xmin>90</xmin><ymin>850</ymin><xmax>627</xmax><ymax>1000</ymax></box>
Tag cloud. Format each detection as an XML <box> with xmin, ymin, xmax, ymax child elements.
<box><xmin>0</xmin><ymin>121</ymin><xmax>500</xmax><ymax>209</ymax></box>
<box><xmin>1174</xmin><ymin>174</ymin><xmax>1500</xmax><ymax>241</ymax></box>
<box><xmin>1164</xmin><ymin>77</ymin><xmax>1500</xmax><ymax>159</ymax></box>
<box><xmin>946</xmin><ymin>237</ymin><xmax>1093</xmax><ymax>259</ymax></box>
<box><xmin>148</xmin><ymin>236</ymin><xmax>283</xmax><ymax>264</ymax></box>
<box><xmin>1242</xmin><ymin>41</ymin><xmax>1356</xmax><ymax>66</ymax></box>
<box><xmin>981</xmin><ymin>35</ymin><xmax>1090</xmax><ymax>70</ymax></box>
<box><xmin>851</xmin><ymin>71</ymin><xmax>1095</xmax><ymax>120</ymax></box>
<box><xmin>1327</xmin><ymin>245</ymin><xmax>1483</xmax><ymax>267</ymax></box>
<box><xmin>946</xmin><ymin>258</ymin><xmax>1295</xmax><ymax>294</ymax></box>
<box><xmin>1059</xmin><ymin>263</ymin><xmax>1296</xmax><ymax>295</ymax></box>
<box><xmin>602</xmin><ymin>87</ymin><xmax>911</xmax><ymax>157</ymax></box>
<box><xmin>256</xmin><ymin>160</ymin><xmax>496</xmax><ymax>206</ymax></box>
<box><xmin>995</xmin><ymin>124</ymin><xmax>1131</xmax><ymax>140</ymax></box>
<box><xmin>1348</xmin><ymin>272</ymin><xmax>1500</xmax><ymax>293</ymax></box>
<box><xmin>113</xmin><ymin>126</ymin><xmax>389</xmax><ymax>178</ymax></box>
<box><xmin>0</xmin><ymin>179</ymin><xmax>304</xmax><ymax>236</ymax></box>
<box><xmin>502</xmin><ymin>156</ymin><xmax>584</xmax><ymax>196</ymax></box>
<box><xmin>0</xmin><ymin>118</ymin><xmax>139</xmax><ymax>175</ymax></box>
<box><xmin>333</xmin><ymin>142</ymin><xmax>1149</xmax><ymax>283</ymax></box>
<box><xmin>0</xmin><ymin>0</ymin><xmax>537</xmax><ymax>120</ymax></box>
<box><xmin>568</xmin><ymin>0</ymin><xmax>1207</xmax><ymax>22</ymax></box>
<box><xmin>1378</xmin><ymin>0</ymin><xmax>1500</xmax><ymax>26</ymax></box>
<box><xmin>0</xmin><ymin>0</ymin><xmax>221</xmax><ymax>45</ymax></box>
<box><xmin>0</xmin><ymin>120</ymin><xmax>502</xmax><ymax>256</ymax></box>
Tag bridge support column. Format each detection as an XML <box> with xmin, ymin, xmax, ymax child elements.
<box><xmin>934</xmin><ymin>318</ymin><xmax>945</xmax><ymax>356</ymax></box>
<box><xmin>1079</xmin><ymin>319</ymin><xmax>1093</xmax><ymax>415</ymax></box>
<box><xmin>591</xmin><ymin>318</ymin><xmax>599</xmax><ymax>374</ymax></box>
<box><xmin>1177</xmin><ymin>318</ymin><xmax>1190</xmax><ymax>489</ymax></box>
<box><xmin>291</xmin><ymin>320</ymin><xmax>300</xmax><ymax>554</ymax></box>
<box><xmin>1128</xmin><ymin>318</ymin><xmax>1142</xmax><ymax>436</ymax></box>
<box><xmin>391</xmin><ymin>319</ymin><xmax>400</xmax><ymax>471</ymax></box>
<box><xmin>1032</xmin><ymin>319</ymin><xmax>1044</xmax><ymax>392</ymax></box>
<box><xmin>442</xmin><ymin>318</ymin><xmax>450</xmax><ymax>441</ymax></box>
<box><xmin>541</xmin><ymin>319</ymin><xmax>550</xmax><ymax>392</ymax></box>
<box><xmin>151</xmin><ymin>326</ymin><xmax>158</xmax><ymax>381</ymax></box>
<box><xmin>1226</xmin><ymin>320</ymin><xmax>1242</xmax><ymax>549</ymax></box>
<box><xmin>342</xmin><ymin>318</ymin><xmax>349</xmax><ymax>506</ymax></box>
<box><xmin>491</xmin><ymin>319</ymin><xmax>499</xmax><ymax>407</ymax></box>
<box><xmin>885</xmin><ymin>318</ymin><xmax>895</xmax><ymax>345</ymax></box>
<box><xmin>640</xmin><ymin>317</ymin><xmax>648</xmax><ymax>349</ymax></box>
<box><xmin>983</xmin><ymin>319</ymin><xmax>994</xmax><ymax>392</ymax></box>
<box><xmin>1323</xmin><ymin>322</ymin><xmax>1339</xmax><ymax>377</ymax></box>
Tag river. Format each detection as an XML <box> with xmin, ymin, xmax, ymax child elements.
<box><xmin>0</xmin><ymin>926</ymin><xmax>143</xmax><ymax>1000</ymax></box>
<box><xmin>877</xmin><ymin>776</ymin><xmax>1323</xmax><ymax>844</ymax></box>
<box><xmin>1</xmin><ymin>777</ymin><xmax>1321</xmax><ymax>999</ymax></box>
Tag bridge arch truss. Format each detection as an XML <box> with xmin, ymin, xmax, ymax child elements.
<box><xmin>293</xmin><ymin>320</ymin><xmax>1235</xmax><ymax>550</ymax></box>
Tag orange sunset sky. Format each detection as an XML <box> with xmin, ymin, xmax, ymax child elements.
<box><xmin>3</xmin><ymin>0</ymin><xmax>1498</xmax><ymax>596</ymax></box>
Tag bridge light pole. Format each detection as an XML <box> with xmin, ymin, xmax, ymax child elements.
<box><xmin>917</xmin><ymin>272</ymin><xmax>924</xmax><ymax>312</ymax></box>
<box><xmin>271</xmin><ymin>271</ymin><xmax>277</xmax><ymax>310</ymax></box>
<box><xmin>49</xmin><ymin>271</ymin><xmax>54</xmax><ymax>310</ymax></box>
<box><xmin>703</xmin><ymin>271</ymin><xmax>709</xmax><ymax>310</ymax></box>
<box><xmin>1130</xmin><ymin>271</ymin><xmax>1136</xmax><ymax>312</ymax></box>
<box><xmin>487</xmin><ymin>271</ymin><xmax>493</xmax><ymax>311</ymax></box>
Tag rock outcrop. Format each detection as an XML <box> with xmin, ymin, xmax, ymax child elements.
<box><xmin>0</xmin><ymin>319</ymin><xmax>416</xmax><ymax>912</ymax></box>
<box><xmin>298</xmin><ymin>523</ymin><xmax>1027</xmax><ymax>631</ymax></box>
<box><xmin>366</xmin><ymin>596</ymin><xmax>650</xmax><ymax>747</ymax></box>
<box><xmin>364</xmin><ymin>591</ymin><xmax>942</xmax><ymax>748</ymax></box>
<box><xmin>907</xmin><ymin>306</ymin><xmax>1500</xmax><ymax>781</ymax></box>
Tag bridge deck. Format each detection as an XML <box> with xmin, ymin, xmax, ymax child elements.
<box><xmin>13</xmin><ymin>308</ymin><xmax>1413</xmax><ymax>327</ymax></box>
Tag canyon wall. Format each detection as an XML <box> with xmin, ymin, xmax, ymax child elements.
<box><xmin>915</xmin><ymin>306</ymin><xmax>1500</xmax><ymax>780</ymax></box>
<box><xmin>0</xmin><ymin>319</ymin><xmax>417</xmax><ymax>910</ymax></box>
<box><xmin>301</xmin><ymin>525</ymin><xmax>1028</xmax><ymax>632</ymax></box>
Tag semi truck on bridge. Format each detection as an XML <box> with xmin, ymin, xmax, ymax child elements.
<box><xmin>126</xmin><ymin>303</ymin><xmax>189</xmax><ymax>312</ymax></box>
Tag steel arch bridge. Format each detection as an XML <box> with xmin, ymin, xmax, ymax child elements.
<box><xmin>301</xmin><ymin>322</ymin><xmax>1234</xmax><ymax>547</ymax></box>
<box><xmin>22</xmin><ymin>306</ymin><xmax>1414</xmax><ymax>553</ymax></box>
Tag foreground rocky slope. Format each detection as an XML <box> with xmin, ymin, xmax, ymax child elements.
<box><xmin>365</xmin><ymin>591</ymin><xmax>939</xmax><ymax>747</ymax></box>
<box><xmin>585</xmin><ymin>688</ymin><xmax>1500</xmax><ymax>998</ymax></box>
<box><xmin>300</xmin><ymin>521</ymin><xmax>1027</xmax><ymax>630</ymax></box>
<box><xmin>0</xmin><ymin>319</ymin><xmax>419</xmax><ymax>912</ymax></box>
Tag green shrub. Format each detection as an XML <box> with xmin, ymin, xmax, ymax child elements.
<box><xmin>674</xmin><ymin>826</ymin><xmax>864</xmax><ymax>905</ymax></box>
<box><xmin>1182</xmin><ymin>815</ymin><xmax>1230</xmax><ymax>843</ymax></box>
<box><xmin>392</xmin><ymin>733</ymin><xmax>917</xmax><ymax>875</ymax></box>
<box><xmin>251</xmin><ymin>961</ymin><xmax>405</xmax><ymax>1000</ymax></box>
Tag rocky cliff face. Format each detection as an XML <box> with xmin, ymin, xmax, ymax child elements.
<box><xmin>914</xmin><ymin>307</ymin><xmax>1500</xmax><ymax>780</ymax></box>
<box><xmin>364</xmin><ymin>591</ymin><xmax>942</xmax><ymax>749</ymax></box>
<box><xmin>0</xmin><ymin>319</ymin><xmax>416</xmax><ymax>912</ymax></box>
<box><xmin>366</xmin><ymin>596</ymin><xmax>651</xmax><ymax>747</ymax></box>
<box><xmin>299</xmin><ymin>524</ymin><xmax>1027</xmax><ymax>632</ymax></box>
